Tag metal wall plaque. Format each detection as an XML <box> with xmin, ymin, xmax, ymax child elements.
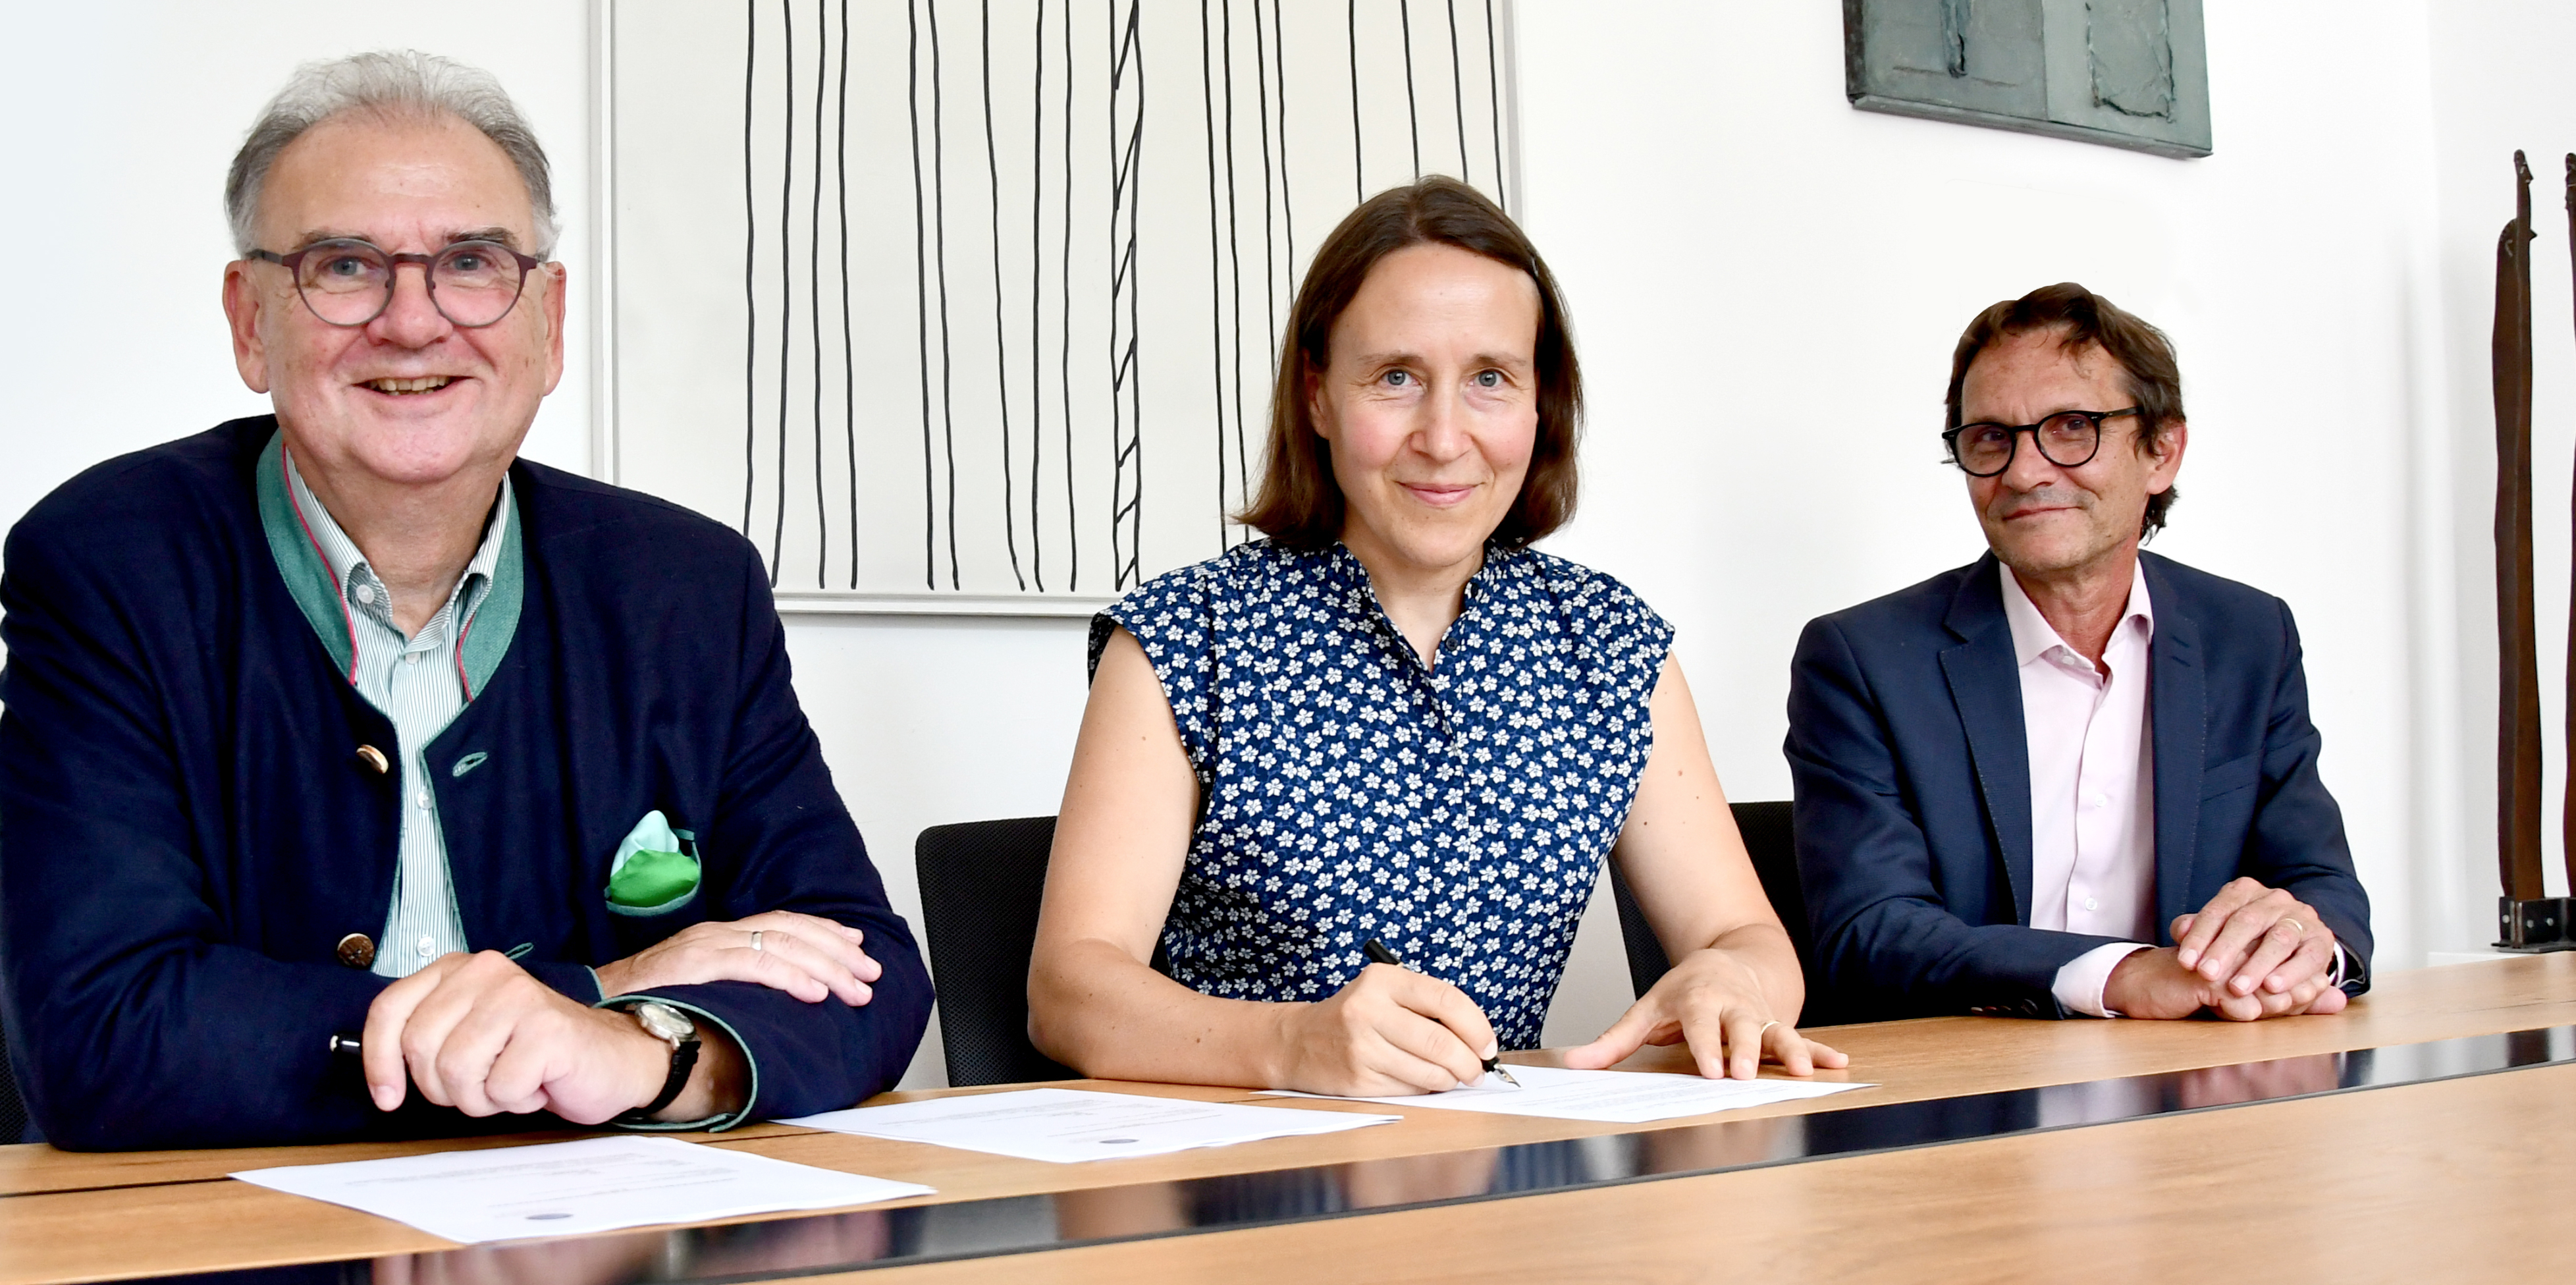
<box><xmin>1843</xmin><ymin>0</ymin><xmax>2211</xmax><ymax>158</ymax></box>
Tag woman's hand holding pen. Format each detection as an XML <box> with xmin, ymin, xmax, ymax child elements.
<box><xmin>1563</xmin><ymin>944</ymin><xmax>1848</xmax><ymax>1081</ymax></box>
<box><xmin>1272</xmin><ymin>963</ymin><xmax>1502</xmax><ymax>1097</ymax></box>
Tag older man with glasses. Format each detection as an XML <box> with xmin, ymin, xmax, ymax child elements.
<box><xmin>1784</xmin><ymin>282</ymin><xmax>2372</xmax><ymax>1024</ymax></box>
<box><xmin>0</xmin><ymin>52</ymin><xmax>930</xmax><ymax>1149</ymax></box>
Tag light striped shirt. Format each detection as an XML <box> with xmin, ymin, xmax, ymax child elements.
<box><xmin>282</xmin><ymin>449</ymin><xmax>512</xmax><ymax>979</ymax></box>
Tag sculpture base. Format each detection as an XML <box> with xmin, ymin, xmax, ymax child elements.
<box><xmin>2496</xmin><ymin>896</ymin><xmax>2575</xmax><ymax>950</ymax></box>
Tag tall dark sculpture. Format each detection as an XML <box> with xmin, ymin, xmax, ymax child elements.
<box><xmin>2563</xmin><ymin>153</ymin><xmax>2576</xmax><ymax>910</ymax></box>
<box><xmin>2498</xmin><ymin>151</ymin><xmax>2563</xmax><ymax>948</ymax></box>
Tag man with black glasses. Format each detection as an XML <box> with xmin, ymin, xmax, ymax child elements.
<box><xmin>1785</xmin><ymin>283</ymin><xmax>2372</xmax><ymax>1023</ymax></box>
<box><xmin>0</xmin><ymin>53</ymin><xmax>930</xmax><ymax>1149</ymax></box>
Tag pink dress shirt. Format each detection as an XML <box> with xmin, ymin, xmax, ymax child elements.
<box><xmin>2000</xmin><ymin>563</ymin><xmax>2158</xmax><ymax>1017</ymax></box>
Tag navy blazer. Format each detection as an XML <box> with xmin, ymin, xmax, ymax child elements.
<box><xmin>1784</xmin><ymin>552</ymin><xmax>2371</xmax><ymax>1020</ymax></box>
<box><xmin>0</xmin><ymin>418</ymin><xmax>932</xmax><ymax>1149</ymax></box>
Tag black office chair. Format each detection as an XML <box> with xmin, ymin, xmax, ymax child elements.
<box><xmin>0</xmin><ymin>1013</ymin><xmax>26</xmax><ymax>1145</ymax></box>
<box><xmin>1607</xmin><ymin>799</ymin><xmax>1846</xmax><ymax>1028</ymax></box>
<box><xmin>0</xmin><ymin>827</ymin><xmax>26</xmax><ymax>1141</ymax></box>
<box><xmin>913</xmin><ymin>815</ymin><xmax>1081</xmax><ymax>1087</ymax></box>
<box><xmin>917</xmin><ymin>806</ymin><xmax>1842</xmax><ymax>1089</ymax></box>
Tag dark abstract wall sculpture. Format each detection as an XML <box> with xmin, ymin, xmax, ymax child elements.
<box><xmin>604</xmin><ymin>0</ymin><xmax>1516</xmax><ymax>606</ymax></box>
<box><xmin>1842</xmin><ymin>0</ymin><xmax>2210</xmax><ymax>159</ymax></box>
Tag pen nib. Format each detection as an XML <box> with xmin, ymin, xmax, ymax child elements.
<box><xmin>1489</xmin><ymin>1064</ymin><xmax>1522</xmax><ymax>1089</ymax></box>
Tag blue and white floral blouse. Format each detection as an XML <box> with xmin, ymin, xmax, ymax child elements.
<box><xmin>1090</xmin><ymin>539</ymin><xmax>1675</xmax><ymax>1049</ymax></box>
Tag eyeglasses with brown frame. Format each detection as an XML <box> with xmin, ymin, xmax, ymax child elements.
<box><xmin>244</xmin><ymin>237</ymin><xmax>545</xmax><ymax>329</ymax></box>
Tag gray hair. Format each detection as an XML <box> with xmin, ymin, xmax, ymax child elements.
<box><xmin>225</xmin><ymin>51</ymin><xmax>558</xmax><ymax>257</ymax></box>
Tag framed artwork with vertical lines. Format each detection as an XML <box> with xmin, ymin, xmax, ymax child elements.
<box><xmin>597</xmin><ymin>0</ymin><xmax>1520</xmax><ymax>614</ymax></box>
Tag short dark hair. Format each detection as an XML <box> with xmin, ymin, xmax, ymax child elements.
<box><xmin>1945</xmin><ymin>282</ymin><xmax>2185</xmax><ymax>538</ymax></box>
<box><xmin>1237</xmin><ymin>177</ymin><xmax>1580</xmax><ymax>549</ymax></box>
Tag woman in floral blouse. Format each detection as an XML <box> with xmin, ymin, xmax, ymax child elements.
<box><xmin>1029</xmin><ymin>177</ymin><xmax>1842</xmax><ymax>1097</ymax></box>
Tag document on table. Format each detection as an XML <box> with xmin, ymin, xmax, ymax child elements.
<box><xmin>780</xmin><ymin>1087</ymin><xmax>1401</xmax><ymax>1164</ymax></box>
<box><xmin>230</xmin><ymin>1135</ymin><xmax>933</xmax><ymax>1245</ymax></box>
<box><xmin>1262</xmin><ymin>1064</ymin><xmax>1871</xmax><ymax>1124</ymax></box>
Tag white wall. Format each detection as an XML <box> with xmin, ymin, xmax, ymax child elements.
<box><xmin>3</xmin><ymin>1</ymin><xmax>2569</xmax><ymax>1089</ymax></box>
<box><xmin>1513</xmin><ymin>0</ymin><xmax>2575</xmax><ymax>983</ymax></box>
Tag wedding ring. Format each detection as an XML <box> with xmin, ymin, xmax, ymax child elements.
<box><xmin>750</xmin><ymin>931</ymin><xmax>765</xmax><ymax>953</ymax></box>
<box><xmin>1758</xmin><ymin>1020</ymin><xmax>1780</xmax><ymax>1041</ymax></box>
<box><xmin>2283</xmin><ymin>919</ymin><xmax>2306</xmax><ymax>936</ymax></box>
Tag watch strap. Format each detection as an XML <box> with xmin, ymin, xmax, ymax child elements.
<box><xmin>635</xmin><ymin>1037</ymin><xmax>701</xmax><ymax>1118</ymax></box>
<box><xmin>617</xmin><ymin>1008</ymin><xmax>702</xmax><ymax>1122</ymax></box>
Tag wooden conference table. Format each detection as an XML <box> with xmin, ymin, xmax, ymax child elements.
<box><xmin>5</xmin><ymin>953</ymin><xmax>2573</xmax><ymax>1283</ymax></box>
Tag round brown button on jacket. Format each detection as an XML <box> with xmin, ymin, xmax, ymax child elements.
<box><xmin>354</xmin><ymin>745</ymin><xmax>389</xmax><ymax>775</ymax></box>
<box><xmin>335</xmin><ymin>933</ymin><xmax>376</xmax><ymax>969</ymax></box>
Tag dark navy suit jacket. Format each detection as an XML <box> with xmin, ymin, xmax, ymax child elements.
<box><xmin>0</xmin><ymin>418</ymin><xmax>932</xmax><ymax>1149</ymax></box>
<box><xmin>1784</xmin><ymin>552</ymin><xmax>2371</xmax><ymax>1021</ymax></box>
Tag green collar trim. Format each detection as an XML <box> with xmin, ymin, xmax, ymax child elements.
<box><xmin>255</xmin><ymin>429</ymin><xmax>358</xmax><ymax>681</ymax></box>
<box><xmin>458</xmin><ymin>498</ymin><xmax>524</xmax><ymax>699</ymax></box>
<box><xmin>252</xmin><ymin>425</ymin><xmax>526</xmax><ymax>698</ymax></box>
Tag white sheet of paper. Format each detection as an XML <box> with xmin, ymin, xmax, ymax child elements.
<box><xmin>1262</xmin><ymin>1064</ymin><xmax>1871</xmax><ymax>1123</ymax></box>
<box><xmin>230</xmin><ymin>1135</ymin><xmax>934</xmax><ymax>1245</ymax></box>
<box><xmin>781</xmin><ymin>1087</ymin><xmax>1401</xmax><ymax>1163</ymax></box>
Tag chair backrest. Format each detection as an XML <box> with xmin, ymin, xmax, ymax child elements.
<box><xmin>1607</xmin><ymin>800</ymin><xmax>1842</xmax><ymax>1027</ymax></box>
<box><xmin>0</xmin><ymin>814</ymin><xmax>26</xmax><ymax>1142</ymax></box>
<box><xmin>0</xmin><ymin>825</ymin><xmax>25</xmax><ymax>1141</ymax></box>
<box><xmin>0</xmin><ymin>1013</ymin><xmax>26</xmax><ymax>1145</ymax></box>
<box><xmin>913</xmin><ymin>816</ymin><xmax>1080</xmax><ymax>1087</ymax></box>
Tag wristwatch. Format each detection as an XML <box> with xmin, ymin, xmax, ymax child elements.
<box><xmin>618</xmin><ymin>1001</ymin><xmax>702</xmax><ymax>1122</ymax></box>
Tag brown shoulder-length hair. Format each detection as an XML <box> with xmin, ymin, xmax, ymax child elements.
<box><xmin>1945</xmin><ymin>282</ymin><xmax>2186</xmax><ymax>538</ymax></box>
<box><xmin>1237</xmin><ymin>176</ymin><xmax>1581</xmax><ymax>549</ymax></box>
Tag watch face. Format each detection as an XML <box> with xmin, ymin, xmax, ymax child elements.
<box><xmin>635</xmin><ymin>1002</ymin><xmax>695</xmax><ymax>1043</ymax></box>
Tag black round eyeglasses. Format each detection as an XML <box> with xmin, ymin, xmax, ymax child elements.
<box><xmin>1941</xmin><ymin>408</ymin><xmax>2139</xmax><ymax>478</ymax></box>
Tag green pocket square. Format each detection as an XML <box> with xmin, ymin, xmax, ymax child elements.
<box><xmin>606</xmin><ymin>809</ymin><xmax>702</xmax><ymax>917</ymax></box>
